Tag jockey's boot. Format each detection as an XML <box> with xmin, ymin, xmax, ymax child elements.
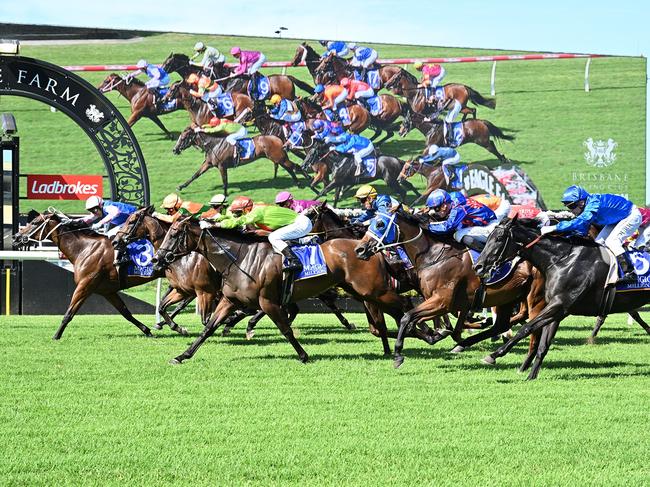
<box><xmin>233</xmin><ymin>146</ymin><xmax>241</xmax><ymax>166</ymax></box>
<box><xmin>354</xmin><ymin>160</ymin><xmax>364</xmax><ymax>177</ymax></box>
<box><xmin>616</xmin><ymin>254</ymin><xmax>637</xmax><ymax>284</ymax></box>
<box><xmin>461</xmin><ymin>235</ymin><xmax>485</xmax><ymax>252</ymax></box>
<box><xmin>250</xmin><ymin>72</ymin><xmax>260</xmax><ymax>97</ymax></box>
<box><xmin>446</xmin><ymin>167</ymin><xmax>458</xmax><ymax>187</ymax></box>
<box><xmin>281</xmin><ymin>247</ymin><xmax>303</xmax><ymax>272</ymax></box>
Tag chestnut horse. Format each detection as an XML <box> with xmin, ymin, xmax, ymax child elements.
<box><xmin>385</xmin><ymin>68</ymin><xmax>496</xmax><ymax>119</ymax></box>
<box><xmin>172</xmin><ymin>126</ymin><xmax>304</xmax><ymax>194</ymax></box>
<box><xmin>312</xmin><ymin>51</ymin><xmax>410</xmax><ymax>90</ymax></box>
<box><xmin>98</xmin><ymin>73</ymin><xmax>179</xmax><ymax>138</ymax></box>
<box><xmin>161</xmin><ymin>81</ymin><xmax>253</xmax><ymax>127</ymax></box>
<box><xmin>397</xmin><ymin>158</ymin><xmax>450</xmax><ymax>205</ymax></box>
<box><xmin>152</xmin><ymin>219</ymin><xmax>415</xmax><ymax>363</ymax></box>
<box><xmin>400</xmin><ymin>109</ymin><xmax>515</xmax><ymax>162</ymax></box>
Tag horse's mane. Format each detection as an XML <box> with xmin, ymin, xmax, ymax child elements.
<box><xmin>44</xmin><ymin>212</ymin><xmax>105</xmax><ymax>238</ymax></box>
<box><xmin>124</xmin><ymin>75</ymin><xmax>145</xmax><ymax>87</ymax></box>
<box><xmin>512</xmin><ymin>217</ymin><xmax>600</xmax><ymax>247</ymax></box>
<box><xmin>396</xmin><ymin>208</ymin><xmax>463</xmax><ymax>247</ymax></box>
<box><xmin>400</xmin><ymin>68</ymin><xmax>419</xmax><ymax>85</ymax></box>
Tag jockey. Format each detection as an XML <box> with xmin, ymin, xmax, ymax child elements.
<box><xmin>196</xmin><ymin>117</ymin><xmax>248</xmax><ymax>165</ymax></box>
<box><xmin>269</xmin><ymin>94</ymin><xmax>302</xmax><ymax>123</ymax></box>
<box><xmin>79</xmin><ymin>196</ymin><xmax>137</xmax><ymax>237</ymax></box>
<box><xmin>200</xmin><ymin>195</ymin><xmax>313</xmax><ymax>272</ymax></box>
<box><xmin>425</xmin><ymin>189</ymin><xmax>497</xmax><ymax>251</ymax></box>
<box><xmin>542</xmin><ymin>185</ymin><xmax>642</xmax><ymax>284</ymax></box>
<box><xmin>341</xmin><ymin>77</ymin><xmax>375</xmax><ymax>105</ymax></box>
<box><xmin>230</xmin><ymin>47</ymin><xmax>266</xmax><ymax>94</ymax></box>
<box><xmin>320</xmin><ymin>83</ymin><xmax>348</xmax><ymax>114</ymax></box>
<box><xmin>191</xmin><ymin>42</ymin><xmax>225</xmax><ymax>75</ymax></box>
<box><xmin>154</xmin><ymin>193</ymin><xmax>210</xmax><ymax>224</ymax></box>
<box><xmin>135</xmin><ymin>59</ymin><xmax>170</xmax><ymax>102</ymax></box>
<box><xmin>275</xmin><ymin>191</ymin><xmax>320</xmax><ymax>213</ymax></box>
<box><xmin>420</xmin><ymin>144</ymin><xmax>462</xmax><ymax>186</ymax></box>
<box><xmin>312</xmin><ymin>119</ymin><xmax>344</xmax><ymax>141</ymax></box>
<box><xmin>414</xmin><ymin>62</ymin><xmax>446</xmax><ymax>99</ymax></box>
<box><xmin>352</xmin><ymin>185</ymin><xmax>399</xmax><ymax>224</ymax></box>
<box><xmin>187</xmin><ymin>73</ymin><xmax>223</xmax><ymax>110</ymax></box>
<box><xmin>202</xmin><ymin>194</ymin><xmax>230</xmax><ymax>221</ymax></box>
<box><xmin>632</xmin><ymin>207</ymin><xmax>650</xmax><ymax>251</ymax></box>
<box><xmin>319</xmin><ymin>40</ymin><xmax>353</xmax><ymax>58</ymax></box>
<box><xmin>349</xmin><ymin>45</ymin><xmax>378</xmax><ymax>80</ymax></box>
<box><xmin>470</xmin><ymin>193</ymin><xmax>512</xmax><ymax>223</ymax></box>
<box><xmin>333</xmin><ymin>132</ymin><xmax>375</xmax><ymax>177</ymax></box>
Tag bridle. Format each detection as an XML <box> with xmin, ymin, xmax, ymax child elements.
<box><xmin>100</xmin><ymin>75</ymin><xmax>124</xmax><ymax>93</ymax></box>
<box><xmin>483</xmin><ymin>222</ymin><xmax>542</xmax><ymax>275</ymax></box>
<box><xmin>367</xmin><ymin>211</ymin><xmax>423</xmax><ymax>253</ymax></box>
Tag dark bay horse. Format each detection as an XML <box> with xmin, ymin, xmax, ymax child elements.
<box><xmin>313</xmin><ymin>52</ymin><xmax>410</xmax><ymax>90</ymax></box>
<box><xmin>172</xmin><ymin>126</ymin><xmax>304</xmax><ymax>194</ymax></box>
<box><xmin>152</xmin><ymin>219</ymin><xmax>414</xmax><ymax>363</ymax></box>
<box><xmin>302</xmin><ymin>141</ymin><xmax>420</xmax><ymax>207</ymax></box>
<box><xmin>385</xmin><ymin>69</ymin><xmax>496</xmax><ymax>119</ymax></box>
<box><xmin>474</xmin><ymin>217</ymin><xmax>650</xmax><ymax>379</ymax></box>
<box><xmin>400</xmin><ymin>109</ymin><xmax>515</xmax><ymax>162</ymax></box>
<box><xmin>98</xmin><ymin>73</ymin><xmax>178</xmax><ymax>138</ymax></box>
<box><xmin>398</xmin><ymin>158</ymin><xmax>450</xmax><ymax>205</ymax></box>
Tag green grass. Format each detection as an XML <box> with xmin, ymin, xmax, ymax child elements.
<box><xmin>3</xmin><ymin>33</ymin><xmax>646</xmax><ymax>214</ymax></box>
<box><xmin>0</xmin><ymin>313</ymin><xmax>649</xmax><ymax>485</ymax></box>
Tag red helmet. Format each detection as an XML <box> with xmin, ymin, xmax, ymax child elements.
<box><xmin>209</xmin><ymin>116</ymin><xmax>222</xmax><ymax>127</ymax></box>
<box><xmin>340</xmin><ymin>77</ymin><xmax>351</xmax><ymax>87</ymax></box>
<box><xmin>229</xmin><ymin>196</ymin><xmax>254</xmax><ymax>214</ymax></box>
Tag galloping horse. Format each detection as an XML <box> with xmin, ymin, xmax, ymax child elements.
<box><xmin>172</xmin><ymin>126</ymin><xmax>304</xmax><ymax>194</ymax></box>
<box><xmin>302</xmin><ymin>141</ymin><xmax>421</xmax><ymax>207</ymax></box>
<box><xmin>152</xmin><ymin>219</ymin><xmax>415</xmax><ymax>363</ymax></box>
<box><xmin>313</xmin><ymin>52</ymin><xmax>411</xmax><ymax>90</ymax></box>
<box><xmin>400</xmin><ymin>109</ymin><xmax>515</xmax><ymax>162</ymax></box>
<box><xmin>474</xmin><ymin>217</ymin><xmax>650</xmax><ymax>379</ymax></box>
<box><xmin>385</xmin><ymin>69</ymin><xmax>496</xmax><ymax>119</ymax></box>
<box><xmin>161</xmin><ymin>81</ymin><xmax>253</xmax><ymax>127</ymax></box>
<box><xmin>398</xmin><ymin>158</ymin><xmax>450</xmax><ymax>205</ymax></box>
<box><xmin>98</xmin><ymin>73</ymin><xmax>178</xmax><ymax>138</ymax></box>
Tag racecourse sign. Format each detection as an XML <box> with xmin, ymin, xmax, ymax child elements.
<box><xmin>27</xmin><ymin>174</ymin><xmax>103</xmax><ymax>200</ymax></box>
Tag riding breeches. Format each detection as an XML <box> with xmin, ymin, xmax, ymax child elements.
<box><xmin>226</xmin><ymin>127</ymin><xmax>248</xmax><ymax>145</ymax></box>
<box><xmin>354</xmin><ymin>88</ymin><xmax>375</xmax><ymax>100</ymax></box>
<box><xmin>444</xmin><ymin>100</ymin><xmax>462</xmax><ymax>123</ymax></box>
<box><xmin>332</xmin><ymin>90</ymin><xmax>348</xmax><ymax>110</ymax></box>
<box><xmin>248</xmin><ymin>54</ymin><xmax>266</xmax><ymax>75</ymax></box>
<box><xmin>441</xmin><ymin>153</ymin><xmax>461</xmax><ymax>179</ymax></box>
<box><xmin>268</xmin><ymin>214</ymin><xmax>313</xmax><ymax>253</ymax></box>
<box><xmin>454</xmin><ymin>224</ymin><xmax>494</xmax><ymax>244</ymax></box>
<box><xmin>353</xmin><ymin>143</ymin><xmax>375</xmax><ymax>163</ymax></box>
<box><xmin>493</xmin><ymin>200</ymin><xmax>512</xmax><ymax>223</ymax></box>
<box><xmin>634</xmin><ymin>225</ymin><xmax>650</xmax><ymax>249</ymax></box>
<box><xmin>596</xmin><ymin>205</ymin><xmax>642</xmax><ymax>256</ymax></box>
<box><xmin>430</xmin><ymin>68</ymin><xmax>446</xmax><ymax>88</ymax></box>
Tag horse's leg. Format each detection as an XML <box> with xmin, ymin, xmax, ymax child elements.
<box><xmin>246</xmin><ymin>310</ymin><xmax>267</xmax><ymax>340</ymax></box>
<box><xmin>259</xmin><ymin>297</ymin><xmax>308</xmax><ymax>363</ymax></box>
<box><xmin>527</xmin><ymin>320</ymin><xmax>560</xmax><ymax>380</ymax></box>
<box><xmin>485</xmin><ymin>139</ymin><xmax>508</xmax><ymax>163</ymax></box>
<box><xmin>52</xmin><ymin>279</ymin><xmax>94</xmax><ymax>340</ymax></box>
<box><xmin>273</xmin><ymin>163</ymin><xmax>279</xmax><ymax>180</ymax></box>
<box><xmin>148</xmin><ymin>114</ymin><xmax>173</xmax><ymax>139</ymax></box>
<box><xmin>158</xmin><ymin>288</ymin><xmax>190</xmax><ymax>335</ymax></box>
<box><xmin>219</xmin><ymin>164</ymin><xmax>229</xmax><ymax>196</ymax></box>
<box><xmin>170</xmin><ymin>298</ymin><xmax>236</xmax><ymax>364</ymax></box>
<box><xmin>399</xmin><ymin>179</ymin><xmax>421</xmax><ymax>200</ymax></box>
<box><xmin>177</xmin><ymin>159</ymin><xmax>211</xmax><ymax>191</ymax></box>
<box><xmin>317</xmin><ymin>292</ymin><xmax>356</xmax><ymax>330</ymax></box>
<box><xmin>451</xmin><ymin>302</ymin><xmax>516</xmax><ymax>353</ymax></box>
<box><xmin>519</xmin><ymin>328</ymin><xmax>542</xmax><ymax>373</ymax></box>
<box><xmin>221</xmin><ymin>309</ymin><xmax>251</xmax><ymax>336</ymax></box>
<box><xmin>196</xmin><ymin>290</ymin><xmax>216</xmax><ymax>328</ymax></box>
<box><xmin>588</xmin><ymin>315</ymin><xmax>607</xmax><ymax>344</ymax></box>
<box><xmin>103</xmin><ymin>293</ymin><xmax>153</xmax><ymax>337</ymax></box>
<box><xmin>629</xmin><ymin>310</ymin><xmax>650</xmax><ymax>335</ymax></box>
<box><xmin>154</xmin><ymin>285</ymin><xmax>175</xmax><ymax>329</ymax></box>
<box><xmin>363</xmin><ymin>302</ymin><xmax>391</xmax><ymax>355</ymax></box>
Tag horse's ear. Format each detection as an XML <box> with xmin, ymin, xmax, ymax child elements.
<box><xmin>301</xmin><ymin>41</ymin><xmax>307</xmax><ymax>47</ymax></box>
<box><xmin>508</xmin><ymin>214</ymin><xmax>517</xmax><ymax>226</ymax></box>
<box><xmin>319</xmin><ymin>200</ymin><xmax>328</xmax><ymax>209</ymax></box>
<box><xmin>145</xmin><ymin>205</ymin><xmax>155</xmax><ymax>215</ymax></box>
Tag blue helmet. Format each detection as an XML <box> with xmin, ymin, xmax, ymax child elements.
<box><xmin>426</xmin><ymin>189</ymin><xmax>451</xmax><ymax>208</ymax></box>
<box><xmin>313</xmin><ymin>119</ymin><xmax>325</xmax><ymax>131</ymax></box>
<box><xmin>560</xmin><ymin>185</ymin><xmax>590</xmax><ymax>203</ymax></box>
<box><xmin>314</xmin><ymin>84</ymin><xmax>325</xmax><ymax>94</ymax></box>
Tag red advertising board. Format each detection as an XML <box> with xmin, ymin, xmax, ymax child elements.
<box><xmin>27</xmin><ymin>174</ymin><xmax>103</xmax><ymax>200</ymax></box>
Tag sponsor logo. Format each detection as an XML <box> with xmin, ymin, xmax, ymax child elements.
<box><xmin>85</xmin><ymin>104</ymin><xmax>105</xmax><ymax>123</ymax></box>
<box><xmin>584</xmin><ymin>138</ymin><xmax>617</xmax><ymax>168</ymax></box>
<box><xmin>27</xmin><ymin>174</ymin><xmax>103</xmax><ymax>200</ymax></box>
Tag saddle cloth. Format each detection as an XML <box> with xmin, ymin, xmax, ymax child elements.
<box><xmin>616</xmin><ymin>249</ymin><xmax>650</xmax><ymax>291</ymax></box>
<box><xmin>468</xmin><ymin>249</ymin><xmax>519</xmax><ymax>286</ymax></box>
<box><xmin>214</xmin><ymin>93</ymin><xmax>235</xmax><ymax>117</ymax></box>
<box><xmin>446</xmin><ymin>122</ymin><xmax>465</xmax><ymax>148</ymax></box>
<box><xmin>236</xmin><ymin>138</ymin><xmax>256</xmax><ymax>159</ymax></box>
<box><xmin>248</xmin><ymin>74</ymin><xmax>271</xmax><ymax>101</ymax></box>
<box><xmin>125</xmin><ymin>239</ymin><xmax>155</xmax><ymax>277</ymax></box>
<box><xmin>363</xmin><ymin>95</ymin><xmax>382</xmax><ymax>116</ymax></box>
<box><xmin>284</xmin><ymin>244</ymin><xmax>328</xmax><ymax>280</ymax></box>
<box><xmin>361</xmin><ymin>156</ymin><xmax>377</xmax><ymax>178</ymax></box>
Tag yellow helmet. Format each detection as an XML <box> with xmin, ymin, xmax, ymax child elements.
<box><xmin>355</xmin><ymin>184</ymin><xmax>378</xmax><ymax>200</ymax></box>
<box><xmin>270</xmin><ymin>94</ymin><xmax>282</xmax><ymax>105</ymax></box>
<box><xmin>413</xmin><ymin>61</ymin><xmax>424</xmax><ymax>70</ymax></box>
<box><xmin>161</xmin><ymin>193</ymin><xmax>182</xmax><ymax>210</ymax></box>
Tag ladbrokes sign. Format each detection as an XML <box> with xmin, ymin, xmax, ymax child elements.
<box><xmin>27</xmin><ymin>174</ymin><xmax>103</xmax><ymax>200</ymax></box>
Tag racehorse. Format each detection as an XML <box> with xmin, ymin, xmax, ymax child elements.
<box><xmin>313</xmin><ymin>52</ymin><xmax>412</xmax><ymax>90</ymax></box>
<box><xmin>398</xmin><ymin>158</ymin><xmax>451</xmax><ymax>205</ymax></box>
<box><xmin>151</xmin><ymin>219</ymin><xmax>415</xmax><ymax>363</ymax></box>
<box><xmin>172</xmin><ymin>126</ymin><xmax>304</xmax><ymax>195</ymax></box>
<box><xmin>302</xmin><ymin>141</ymin><xmax>421</xmax><ymax>207</ymax></box>
<box><xmin>385</xmin><ymin>69</ymin><xmax>496</xmax><ymax>119</ymax></box>
<box><xmin>98</xmin><ymin>73</ymin><xmax>178</xmax><ymax>138</ymax></box>
<box><xmin>354</xmin><ymin>210</ymin><xmax>546</xmax><ymax>369</ymax></box>
<box><xmin>161</xmin><ymin>81</ymin><xmax>253</xmax><ymax>127</ymax></box>
<box><xmin>474</xmin><ymin>217</ymin><xmax>650</xmax><ymax>379</ymax></box>
<box><xmin>13</xmin><ymin>211</ymin><xmax>154</xmax><ymax>339</ymax></box>
<box><xmin>112</xmin><ymin>206</ymin><xmax>222</xmax><ymax>332</ymax></box>
<box><xmin>399</xmin><ymin>109</ymin><xmax>515</xmax><ymax>162</ymax></box>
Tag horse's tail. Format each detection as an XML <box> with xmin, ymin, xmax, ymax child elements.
<box><xmin>466</xmin><ymin>86</ymin><xmax>496</xmax><ymax>109</ymax></box>
<box><xmin>286</xmin><ymin>75</ymin><xmax>314</xmax><ymax>95</ymax></box>
<box><xmin>484</xmin><ymin>120</ymin><xmax>516</xmax><ymax>141</ymax></box>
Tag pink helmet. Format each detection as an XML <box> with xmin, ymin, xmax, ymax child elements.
<box><xmin>230</xmin><ymin>46</ymin><xmax>241</xmax><ymax>56</ymax></box>
<box><xmin>275</xmin><ymin>191</ymin><xmax>293</xmax><ymax>204</ymax></box>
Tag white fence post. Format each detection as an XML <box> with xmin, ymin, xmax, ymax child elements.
<box><xmin>155</xmin><ymin>277</ymin><xmax>162</xmax><ymax>323</ymax></box>
<box><xmin>490</xmin><ymin>61</ymin><xmax>497</xmax><ymax>96</ymax></box>
<box><xmin>281</xmin><ymin>66</ymin><xmax>287</xmax><ymax>75</ymax></box>
<box><xmin>584</xmin><ymin>57</ymin><xmax>591</xmax><ymax>92</ymax></box>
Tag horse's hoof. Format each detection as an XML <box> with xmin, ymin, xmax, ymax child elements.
<box><xmin>169</xmin><ymin>357</ymin><xmax>183</xmax><ymax>365</ymax></box>
<box><xmin>347</xmin><ymin>323</ymin><xmax>357</xmax><ymax>331</ymax></box>
<box><xmin>221</xmin><ymin>328</ymin><xmax>231</xmax><ymax>337</ymax></box>
<box><xmin>246</xmin><ymin>330</ymin><xmax>255</xmax><ymax>340</ymax></box>
<box><xmin>176</xmin><ymin>186</ymin><xmax>183</xmax><ymax>192</ymax></box>
<box><xmin>394</xmin><ymin>355</ymin><xmax>404</xmax><ymax>368</ymax></box>
<box><xmin>144</xmin><ymin>331</ymin><xmax>155</xmax><ymax>338</ymax></box>
<box><xmin>438</xmin><ymin>329</ymin><xmax>453</xmax><ymax>338</ymax></box>
<box><xmin>52</xmin><ymin>335</ymin><xmax>61</xmax><ymax>341</ymax></box>
<box><xmin>178</xmin><ymin>327</ymin><xmax>189</xmax><ymax>337</ymax></box>
<box><xmin>586</xmin><ymin>337</ymin><xmax>596</xmax><ymax>345</ymax></box>
<box><xmin>482</xmin><ymin>355</ymin><xmax>496</xmax><ymax>366</ymax></box>
<box><xmin>153</xmin><ymin>323</ymin><xmax>164</xmax><ymax>330</ymax></box>
<box><xmin>299</xmin><ymin>354</ymin><xmax>309</xmax><ymax>364</ymax></box>
<box><xmin>450</xmin><ymin>345</ymin><xmax>465</xmax><ymax>354</ymax></box>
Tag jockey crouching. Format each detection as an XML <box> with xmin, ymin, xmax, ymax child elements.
<box><xmin>319</xmin><ymin>40</ymin><xmax>353</xmax><ymax>58</ymax></box>
<box><xmin>79</xmin><ymin>196</ymin><xmax>137</xmax><ymax>238</ymax></box>
<box><xmin>195</xmin><ymin>117</ymin><xmax>248</xmax><ymax>165</ymax></box>
<box><xmin>135</xmin><ymin>59</ymin><xmax>170</xmax><ymax>106</ymax></box>
<box><xmin>269</xmin><ymin>94</ymin><xmax>302</xmax><ymax>141</ymax></box>
<box><xmin>229</xmin><ymin>47</ymin><xmax>266</xmax><ymax>95</ymax></box>
<box><xmin>541</xmin><ymin>185</ymin><xmax>642</xmax><ymax>284</ymax></box>
<box><xmin>188</xmin><ymin>74</ymin><xmax>223</xmax><ymax>113</ymax></box>
<box><xmin>200</xmin><ymin>196</ymin><xmax>312</xmax><ymax>272</ymax></box>
<box><xmin>420</xmin><ymin>144</ymin><xmax>463</xmax><ymax>187</ymax></box>
<box><xmin>155</xmin><ymin>193</ymin><xmax>210</xmax><ymax>224</ymax></box>
<box><xmin>275</xmin><ymin>191</ymin><xmax>320</xmax><ymax>213</ymax></box>
<box><xmin>333</xmin><ymin>132</ymin><xmax>375</xmax><ymax>177</ymax></box>
<box><xmin>340</xmin><ymin>77</ymin><xmax>374</xmax><ymax>108</ymax></box>
<box><xmin>425</xmin><ymin>189</ymin><xmax>496</xmax><ymax>251</ymax></box>
<box><xmin>349</xmin><ymin>45</ymin><xmax>378</xmax><ymax>82</ymax></box>
<box><xmin>351</xmin><ymin>185</ymin><xmax>399</xmax><ymax>225</ymax></box>
<box><xmin>191</xmin><ymin>42</ymin><xmax>225</xmax><ymax>77</ymax></box>
<box><xmin>414</xmin><ymin>62</ymin><xmax>446</xmax><ymax>102</ymax></box>
<box><xmin>312</xmin><ymin>119</ymin><xmax>344</xmax><ymax>142</ymax></box>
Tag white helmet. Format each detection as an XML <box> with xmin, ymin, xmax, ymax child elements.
<box><xmin>347</xmin><ymin>42</ymin><xmax>357</xmax><ymax>49</ymax></box>
<box><xmin>427</xmin><ymin>144</ymin><xmax>439</xmax><ymax>155</ymax></box>
<box><xmin>194</xmin><ymin>41</ymin><xmax>205</xmax><ymax>52</ymax></box>
<box><xmin>136</xmin><ymin>59</ymin><xmax>147</xmax><ymax>69</ymax></box>
<box><xmin>85</xmin><ymin>195</ymin><xmax>103</xmax><ymax>211</ymax></box>
<box><xmin>209</xmin><ymin>194</ymin><xmax>227</xmax><ymax>206</ymax></box>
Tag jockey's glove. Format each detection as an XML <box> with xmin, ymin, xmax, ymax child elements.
<box><xmin>540</xmin><ymin>225</ymin><xmax>557</xmax><ymax>235</ymax></box>
<box><xmin>199</xmin><ymin>220</ymin><xmax>213</xmax><ymax>230</ymax></box>
<box><xmin>91</xmin><ymin>222</ymin><xmax>103</xmax><ymax>231</ymax></box>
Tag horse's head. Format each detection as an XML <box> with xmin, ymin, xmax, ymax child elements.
<box><xmin>291</xmin><ymin>43</ymin><xmax>309</xmax><ymax>66</ymax></box>
<box><xmin>303</xmin><ymin>140</ymin><xmax>330</xmax><ymax>167</ymax></box>
<box><xmin>112</xmin><ymin>205</ymin><xmax>154</xmax><ymax>249</ymax></box>
<box><xmin>398</xmin><ymin>158</ymin><xmax>419</xmax><ymax>183</ymax></box>
<box><xmin>173</xmin><ymin>126</ymin><xmax>199</xmax><ymax>154</ymax></box>
<box><xmin>13</xmin><ymin>210</ymin><xmax>69</xmax><ymax>249</ymax></box>
<box><xmin>473</xmin><ymin>216</ymin><xmax>521</xmax><ymax>279</ymax></box>
<box><xmin>399</xmin><ymin>109</ymin><xmax>412</xmax><ymax>137</ymax></box>
<box><xmin>385</xmin><ymin>70</ymin><xmax>404</xmax><ymax>94</ymax></box>
<box><xmin>161</xmin><ymin>52</ymin><xmax>189</xmax><ymax>74</ymax></box>
<box><xmin>152</xmin><ymin>217</ymin><xmax>197</xmax><ymax>271</ymax></box>
<box><xmin>355</xmin><ymin>212</ymin><xmax>400</xmax><ymax>260</ymax></box>
<box><xmin>98</xmin><ymin>73</ymin><xmax>123</xmax><ymax>93</ymax></box>
<box><xmin>315</xmin><ymin>54</ymin><xmax>338</xmax><ymax>85</ymax></box>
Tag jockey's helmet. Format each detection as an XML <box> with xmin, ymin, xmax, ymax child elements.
<box><xmin>318</xmin><ymin>40</ymin><xmax>328</xmax><ymax>46</ymax></box>
<box><xmin>162</xmin><ymin>193</ymin><xmax>183</xmax><ymax>211</ymax></box>
<box><xmin>85</xmin><ymin>195</ymin><xmax>104</xmax><ymax>211</ymax></box>
<box><xmin>194</xmin><ymin>41</ymin><xmax>205</xmax><ymax>52</ymax></box>
<box><xmin>347</xmin><ymin>42</ymin><xmax>357</xmax><ymax>49</ymax></box>
<box><xmin>136</xmin><ymin>59</ymin><xmax>147</xmax><ymax>70</ymax></box>
<box><xmin>314</xmin><ymin>84</ymin><xmax>325</xmax><ymax>94</ymax></box>
<box><xmin>229</xmin><ymin>196</ymin><xmax>254</xmax><ymax>215</ymax></box>
<box><xmin>230</xmin><ymin>46</ymin><xmax>241</xmax><ymax>57</ymax></box>
<box><xmin>561</xmin><ymin>185</ymin><xmax>590</xmax><ymax>204</ymax></box>
<box><xmin>187</xmin><ymin>73</ymin><xmax>200</xmax><ymax>85</ymax></box>
<box><xmin>355</xmin><ymin>185</ymin><xmax>378</xmax><ymax>200</ymax></box>
<box><xmin>209</xmin><ymin>116</ymin><xmax>222</xmax><ymax>127</ymax></box>
<box><xmin>275</xmin><ymin>191</ymin><xmax>293</xmax><ymax>204</ymax></box>
<box><xmin>312</xmin><ymin>119</ymin><xmax>325</xmax><ymax>131</ymax></box>
<box><xmin>209</xmin><ymin>194</ymin><xmax>227</xmax><ymax>206</ymax></box>
<box><xmin>270</xmin><ymin>94</ymin><xmax>282</xmax><ymax>105</ymax></box>
<box><xmin>413</xmin><ymin>62</ymin><xmax>424</xmax><ymax>71</ymax></box>
<box><xmin>428</xmin><ymin>144</ymin><xmax>439</xmax><ymax>155</ymax></box>
<box><xmin>426</xmin><ymin>189</ymin><xmax>451</xmax><ymax>209</ymax></box>
<box><xmin>340</xmin><ymin>77</ymin><xmax>351</xmax><ymax>87</ymax></box>
<box><xmin>198</xmin><ymin>76</ymin><xmax>212</xmax><ymax>89</ymax></box>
